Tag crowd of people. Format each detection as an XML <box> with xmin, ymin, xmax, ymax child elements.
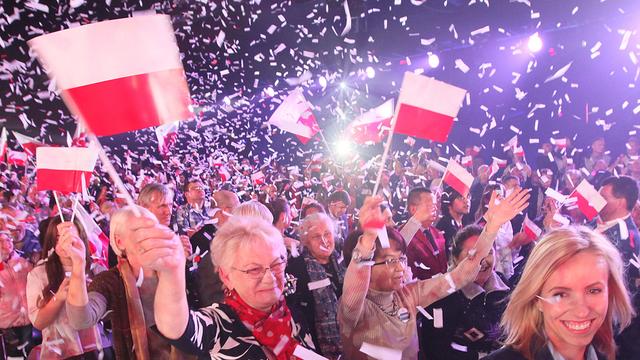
<box><xmin>0</xmin><ymin>134</ymin><xmax>639</xmax><ymax>360</ymax></box>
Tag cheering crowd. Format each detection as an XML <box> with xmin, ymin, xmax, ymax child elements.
<box><xmin>1</xmin><ymin>134</ymin><xmax>640</xmax><ymax>360</ymax></box>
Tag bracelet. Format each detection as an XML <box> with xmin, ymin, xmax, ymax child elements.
<box><xmin>444</xmin><ymin>273</ymin><xmax>457</xmax><ymax>294</ymax></box>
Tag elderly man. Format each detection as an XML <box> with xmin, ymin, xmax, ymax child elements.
<box><xmin>189</xmin><ymin>190</ymin><xmax>240</xmax><ymax>306</ymax></box>
<box><xmin>65</xmin><ymin>206</ymin><xmax>191</xmax><ymax>360</ymax></box>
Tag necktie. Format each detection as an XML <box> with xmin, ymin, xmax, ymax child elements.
<box><xmin>423</xmin><ymin>228</ymin><xmax>440</xmax><ymax>255</ymax></box>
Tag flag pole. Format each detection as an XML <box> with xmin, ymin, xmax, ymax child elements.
<box><xmin>70</xmin><ymin>194</ymin><xmax>79</xmax><ymax>223</ymax></box>
<box><xmin>88</xmin><ymin>134</ymin><xmax>141</xmax><ymax>217</ymax></box>
<box><xmin>53</xmin><ymin>191</ymin><xmax>65</xmax><ymax>222</ymax></box>
<box><xmin>318</xmin><ymin>130</ymin><xmax>337</xmax><ymax>161</ymax></box>
<box><xmin>372</xmin><ymin>117</ymin><xmax>396</xmax><ymax>196</ymax></box>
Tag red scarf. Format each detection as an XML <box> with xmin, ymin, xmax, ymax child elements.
<box><xmin>225</xmin><ymin>290</ymin><xmax>299</xmax><ymax>359</ymax></box>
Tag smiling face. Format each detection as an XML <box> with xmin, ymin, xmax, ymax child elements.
<box><xmin>538</xmin><ymin>251</ymin><xmax>609</xmax><ymax>355</ymax></box>
<box><xmin>304</xmin><ymin>221</ymin><xmax>335</xmax><ymax>264</ymax></box>
<box><xmin>219</xmin><ymin>237</ymin><xmax>287</xmax><ymax>312</ymax></box>
<box><xmin>370</xmin><ymin>246</ymin><xmax>406</xmax><ymax>292</ymax></box>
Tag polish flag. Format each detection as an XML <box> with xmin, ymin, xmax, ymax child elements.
<box><xmin>570</xmin><ymin>179</ymin><xmax>607</xmax><ymax>221</ymax></box>
<box><xmin>36</xmin><ymin>147</ymin><xmax>98</xmax><ymax>193</ymax></box>
<box><xmin>488</xmin><ymin>157</ymin><xmax>508</xmax><ymax>179</ymax></box>
<box><xmin>504</xmin><ymin>135</ymin><xmax>518</xmax><ymax>152</ymax></box>
<box><xmin>461</xmin><ymin>155</ymin><xmax>473</xmax><ymax>168</ymax></box>
<box><xmin>393</xmin><ymin>72</ymin><xmax>467</xmax><ymax>143</ymax></box>
<box><xmin>443</xmin><ymin>159</ymin><xmax>474</xmax><ymax>197</ymax></box>
<box><xmin>12</xmin><ymin>132</ymin><xmax>45</xmax><ymax>156</ymax></box>
<box><xmin>251</xmin><ymin>171</ymin><xmax>266</xmax><ymax>185</ymax></box>
<box><xmin>551</xmin><ymin>138</ymin><xmax>568</xmax><ymax>149</ymax></box>
<box><xmin>7</xmin><ymin>150</ymin><xmax>27</xmax><ymax>167</ymax></box>
<box><xmin>217</xmin><ymin>165</ymin><xmax>231</xmax><ymax>182</ymax></box>
<box><xmin>268</xmin><ymin>88</ymin><xmax>320</xmax><ymax>144</ymax></box>
<box><xmin>73</xmin><ymin>201</ymin><xmax>109</xmax><ymax>269</ymax></box>
<box><xmin>347</xmin><ymin>99</ymin><xmax>394</xmax><ymax>144</ymax></box>
<box><xmin>155</xmin><ymin>122</ymin><xmax>179</xmax><ymax>156</ymax></box>
<box><xmin>522</xmin><ymin>215</ymin><xmax>542</xmax><ymax>240</ymax></box>
<box><xmin>28</xmin><ymin>15</ymin><xmax>192</xmax><ymax>137</ymax></box>
<box><xmin>0</xmin><ymin>128</ymin><xmax>7</xmax><ymax>160</ymax></box>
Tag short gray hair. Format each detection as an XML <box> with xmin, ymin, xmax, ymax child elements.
<box><xmin>109</xmin><ymin>205</ymin><xmax>155</xmax><ymax>257</ymax></box>
<box><xmin>298</xmin><ymin>213</ymin><xmax>335</xmax><ymax>245</ymax></box>
<box><xmin>137</xmin><ymin>183</ymin><xmax>174</xmax><ymax>208</ymax></box>
<box><xmin>210</xmin><ymin>216</ymin><xmax>285</xmax><ymax>272</ymax></box>
<box><xmin>232</xmin><ymin>201</ymin><xmax>274</xmax><ymax>223</ymax></box>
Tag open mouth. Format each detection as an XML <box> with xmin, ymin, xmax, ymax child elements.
<box><xmin>561</xmin><ymin>319</ymin><xmax>594</xmax><ymax>333</ymax></box>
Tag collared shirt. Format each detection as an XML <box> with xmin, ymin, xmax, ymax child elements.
<box><xmin>175</xmin><ymin>202</ymin><xmax>210</xmax><ymax>234</ymax></box>
<box><xmin>595</xmin><ymin>214</ymin><xmax>631</xmax><ymax>234</ymax></box>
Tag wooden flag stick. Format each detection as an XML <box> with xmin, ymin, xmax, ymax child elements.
<box><xmin>53</xmin><ymin>191</ymin><xmax>65</xmax><ymax>222</ymax></box>
<box><xmin>372</xmin><ymin>119</ymin><xmax>396</xmax><ymax>196</ymax></box>
<box><xmin>70</xmin><ymin>194</ymin><xmax>79</xmax><ymax>223</ymax></box>
<box><xmin>88</xmin><ymin>134</ymin><xmax>140</xmax><ymax>217</ymax></box>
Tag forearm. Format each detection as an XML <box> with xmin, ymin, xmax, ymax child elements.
<box><xmin>339</xmin><ymin>235</ymin><xmax>375</xmax><ymax>330</ymax></box>
<box><xmin>67</xmin><ymin>292</ymin><xmax>108</xmax><ymax>329</ymax></box>
<box><xmin>32</xmin><ymin>297</ymin><xmax>65</xmax><ymax>330</ymax></box>
<box><xmin>154</xmin><ymin>269</ymin><xmax>188</xmax><ymax>339</ymax></box>
<box><xmin>475</xmin><ymin>222</ymin><xmax>500</xmax><ymax>259</ymax></box>
<box><xmin>67</xmin><ymin>267</ymin><xmax>88</xmax><ymax>307</ymax></box>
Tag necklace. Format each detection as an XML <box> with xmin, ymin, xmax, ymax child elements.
<box><xmin>372</xmin><ymin>295</ymin><xmax>399</xmax><ymax>317</ymax></box>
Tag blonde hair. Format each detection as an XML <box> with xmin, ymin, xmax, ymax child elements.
<box><xmin>210</xmin><ymin>216</ymin><xmax>285</xmax><ymax>272</ymax></box>
<box><xmin>232</xmin><ymin>201</ymin><xmax>274</xmax><ymax>223</ymax></box>
<box><xmin>501</xmin><ymin>226</ymin><xmax>634</xmax><ymax>360</ymax></box>
<box><xmin>109</xmin><ymin>205</ymin><xmax>154</xmax><ymax>257</ymax></box>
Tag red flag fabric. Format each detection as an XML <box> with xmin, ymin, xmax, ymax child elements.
<box><xmin>268</xmin><ymin>88</ymin><xmax>320</xmax><ymax>144</ymax></box>
<box><xmin>522</xmin><ymin>215</ymin><xmax>542</xmax><ymax>240</ymax></box>
<box><xmin>251</xmin><ymin>171</ymin><xmax>266</xmax><ymax>185</ymax></box>
<box><xmin>443</xmin><ymin>160</ymin><xmax>474</xmax><ymax>197</ymax></box>
<box><xmin>28</xmin><ymin>15</ymin><xmax>192</xmax><ymax>136</ymax></box>
<box><xmin>36</xmin><ymin>147</ymin><xmax>97</xmax><ymax>193</ymax></box>
<box><xmin>0</xmin><ymin>128</ymin><xmax>7</xmax><ymax>161</ymax></box>
<box><xmin>73</xmin><ymin>201</ymin><xmax>109</xmax><ymax>269</ymax></box>
<box><xmin>571</xmin><ymin>179</ymin><xmax>607</xmax><ymax>221</ymax></box>
<box><xmin>12</xmin><ymin>132</ymin><xmax>45</xmax><ymax>156</ymax></box>
<box><xmin>347</xmin><ymin>99</ymin><xmax>394</xmax><ymax>144</ymax></box>
<box><xmin>7</xmin><ymin>150</ymin><xmax>27</xmax><ymax>166</ymax></box>
<box><xmin>394</xmin><ymin>72</ymin><xmax>467</xmax><ymax>143</ymax></box>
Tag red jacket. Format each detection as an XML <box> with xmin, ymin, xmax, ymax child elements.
<box><xmin>405</xmin><ymin>225</ymin><xmax>448</xmax><ymax>280</ymax></box>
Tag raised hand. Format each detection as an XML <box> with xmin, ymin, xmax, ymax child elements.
<box><xmin>130</xmin><ymin>216</ymin><xmax>185</xmax><ymax>274</ymax></box>
<box><xmin>483</xmin><ymin>188</ymin><xmax>530</xmax><ymax>230</ymax></box>
<box><xmin>358</xmin><ymin>196</ymin><xmax>386</xmax><ymax>248</ymax></box>
<box><xmin>58</xmin><ymin>222</ymin><xmax>87</xmax><ymax>271</ymax></box>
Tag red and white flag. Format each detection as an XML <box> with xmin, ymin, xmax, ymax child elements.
<box><xmin>28</xmin><ymin>15</ymin><xmax>192</xmax><ymax>137</ymax></box>
<box><xmin>461</xmin><ymin>155</ymin><xmax>473</xmax><ymax>168</ymax></box>
<box><xmin>488</xmin><ymin>157</ymin><xmax>508</xmax><ymax>179</ymax></box>
<box><xmin>7</xmin><ymin>150</ymin><xmax>27</xmax><ymax>166</ymax></box>
<box><xmin>571</xmin><ymin>179</ymin><xmax>607</xmax><ymax>221</ymax></box>
<box><xmin>73</xmin><ymin>201</ymin><xmax>109</xmax><ymax>269</ymax></box>
<box><xmin>522</xmin><ymin>215</ymin><xmax>542</xmax><ymax>240</ymax></box>
<box><xmin>443</xmin><ymin>159</ymin><xmax>474</xmax><ymax>197</ymax></box>
<box><xmin>36</xmin><ymin>147</ymin><xmax>98</xmax><ymax>193</ymax></box>
<box><xmin>155</xmin><ymin>122</ymin><xmax>179</xmax><ymax>156</ymax></box>
<box><xmin>268</xmin><ymin>88</ymin><xmax>320</xmax><ymax>144</ymax></box>
<box><xmin>12</xmin><ymin>132</ymin><xmax>45</xmax><ymax>156</ymax></box>
<box><xmin>251</xmin><ymin>171</ymin><xmax>266</xmax><ymax>185</ymax></box>
<box><xmin>0</xmin><ymin>128</ymin><xmax>7</xmax><ymax>160</ymax></box>
<box><xmin>393</xmin><ymin>72</ymin><xmax>467</xmax><ymax>143</ymax></box>
<box><xmin>347</xmin><ymin>99</ymin><xmax>394</xmax><ymax>144</ymax></box>
<box><xmin>551</xmin><ymin>138</ymin><xmax>568</xmax><ymax>149</ymax></box>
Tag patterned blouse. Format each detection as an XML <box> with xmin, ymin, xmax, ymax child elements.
<box><xmin>170</xmin><ymin>302</ymin><xmax>317</xmax><ymax>359</ymax></box>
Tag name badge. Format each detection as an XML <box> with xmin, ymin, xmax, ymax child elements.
<box><xmin>398</xmin><ymin>307</ymin><xmax>410</xmax><ymax>323</ymax></box>
<box><xmin>308</xmin><ymin>278</ymin><xmax>331</xmax><ymax>291</ymax></box>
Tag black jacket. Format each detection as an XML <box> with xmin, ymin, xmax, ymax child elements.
<box><xmin>484</xmin><ymin>346</ymin><xmax>607</xmax><ymax>360</ymax></box>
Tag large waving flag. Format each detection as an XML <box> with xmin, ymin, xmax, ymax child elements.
<box><xmin>394</xmin><ymin>72</ymin><xmax>467</xmax><ymax>143</ymax></box>
<box><xmin>36</xmin><ymin>147</ymin><xmax>98</xmax><ymax>193</ymax></box>
<box><xmin>155</xmin><ymin>122</ymin><xmax>179</xmax><ymax>156</ymax></box>
<box><xmin>443</xmin><ymin>159</ymin><xmax>474</xmax><ymax>197</ymax></box>
<box><xmin>73</xmin><ymin>201</ymin><xmax>109</xmax><ymax>269</ymax></box>
<box><xmin>347</xmin><ymin>99</ymin><xmax>394</xmax><ymax>144</ymax></box>
<box><xmin>28</xmin><ymin>15</ymin><xmax>192</xmax><ymax>137</ymax></box>
<box><xmin>12</xmin><ymin>132</ymin><xmax>45</xmax><ymax>156</ymax></box>
<box><xmin>268</xmin><ymin>88</ymin><xmax>320</xmax><ymax>144</ymax></box>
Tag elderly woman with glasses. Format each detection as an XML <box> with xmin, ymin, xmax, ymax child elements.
<box><xmin>286</xmin><ymin>213</ymin><xmax>346</xmax><ymax>359</ymax></box>
<box><xmin>339</xmin><ymin>189</ymin><xmax>529</xmax><ymax>360</ymax></box>
<box><xmin>148</xmin><ymin>216</ymin><xmax>317</xmax><ymax>359</ymax></box>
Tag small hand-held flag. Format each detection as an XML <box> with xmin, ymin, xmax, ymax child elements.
<box><xmin>36</xmin><ymin>147</ymin><xmax>97</xmax><ymax>193</ymax></box>
<box><xmin>268</xmin><ymin>88</ymin><xmax>320</xmax><ymax>144</ymax></box>
<box><xmin>394</xmin><ymin>72</ymin><xmax>467</xmax><ymax>143</ymax></box>
<box><xmin>442</xmin><ymin>159</ymin><xmax>474</xmax><ymax>197</ymax></box>
<box><xmin>570</xmin><ymin>179</ymin><xmax>607</xmax><ymax>221</ymax></box>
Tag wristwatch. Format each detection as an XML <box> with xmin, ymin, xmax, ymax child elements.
<box><xmin>352</xmin><ymin>239</ymin><xmax>375</xmax><ymax>264</ymax></box>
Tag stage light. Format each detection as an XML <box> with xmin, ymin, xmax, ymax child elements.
<box><xmin>365</xmin><ymin>66</ymin><xmax>376</xmax><ymax>79</ymax></box>
<box><xmin>528</xmin><ymin>33</ymin><xmax>543</xmax><ymax>53</ymax></box>
<box><xmin>427</xmin><ymin>53</ymin><xmax>440</xmax><ymax>68</ymax></box>
<box><xmin>334</xmin><ymin>138</ymin><xmax>353</xmax><ymax>158</ymax></box>
<box><xmin>340</xmin><ymin>81</ymin><xmax>348</xmax><ymax>89</ymax></box>
<box><xmin>318</xmin><ymin>76</ymin><xmax>327</xmax><ymax>88</ymax></box>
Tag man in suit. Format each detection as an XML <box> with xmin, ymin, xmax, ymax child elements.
<box><xmin>401</xmin><ymin>187</ymin><xmax>448</xmax><ymax>280</ymax></box>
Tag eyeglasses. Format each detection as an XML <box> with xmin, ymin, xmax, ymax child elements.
<box><xmin>232</xmin><ymin>258</ymin><xmax>287</xmax><ymax>279</ymax></box>
<box><xmin>373</xmin><ymin>256</ymin><xmax>408</xmax><ymax>268</ymax></box>
<box><xmin>189</xmin><ymin>185</ymin><xmax>204</xmax><ymax>191</ymax></box>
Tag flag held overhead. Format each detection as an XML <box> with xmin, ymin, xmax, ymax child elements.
<box><xmin>571</xmin><ymin>179</ymin><xmax>607</xmax><ymax>221</ymax></box>
<box><xmin>28</xmin><ymin>15</ymin><xmax>192</xmax><ymax>136</ymax></box>
<box><xmin>268</xmin><ymin>88</ymin><xmax>320</xmax><ymax>144</ymax></box>
<box><xmin>443</xmin><ymin>159</ymin><xmax>474</xmax><ymax>197</ymax></box>
<box><xmin>394</xmin><ymin>72</ymin><xmax>467</xmax><ymax>143</ymax></box>
<box><xmin>36</xmin><ymin>147</ymin><xmax>98</xmax><ymax>193</ymax></box>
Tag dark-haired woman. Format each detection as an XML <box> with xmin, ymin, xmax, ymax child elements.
<box><xmin>338</xmin><ymin>189</ymin><xmax>529</xmax><ymax>359</ymax></box>
<box><xmin>26</xmin><ymin>216</ymin><xmax>110</xmax><ymax>359</ymax></box>
<box><xmin>420</xmin><ymin>225</ymin><xmax>510</xmax><ymax>359</ymax></box>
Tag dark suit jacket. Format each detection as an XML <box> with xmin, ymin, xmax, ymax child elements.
<box><xmin>405</xmin><ymin>225</ymin><xmax>448</xmax><ymax>280</ymax></box>
<box><xmin>484</xmin><ymin>345</ymin><xmax>606</xmax><ymax>360</ymax></box>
